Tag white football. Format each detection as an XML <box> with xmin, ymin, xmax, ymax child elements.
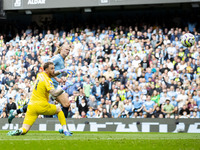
<box><xmin>181</xmin><ymin>33</ymin><xmax>195</xmax><ymax>47</ymax></box>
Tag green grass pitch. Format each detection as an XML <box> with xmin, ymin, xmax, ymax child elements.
<box><xmin>0</xmin><ymin>131</ymin><xmax>199</xmax><ymax>150</ymax></box>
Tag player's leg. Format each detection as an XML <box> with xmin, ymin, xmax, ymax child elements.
<box><xmin>55</xmin><ymin>106</ymin><xmax>72</xmax><ymax>136</ymax></box>
<box><xmin>43</xmin><ymin>103</ymin><xmax>72</xmax><ymax>136</ymax></box>
<box><xmin>17</xmin><ymin>124</ymin><xmax>32</xmax><ymax>135</ymax></box>
<box><xmin>8</xmin><ymin>121</ymin><xmax>36</xmax><ymax>136</ymax></box>
<box><xmin>8</xmin><ymin>105</ymin><xmax>28</xmax><ymax>123</ymax></box>
<box><xmin>56</xmin><ymin>92</ymin><xmax>73</xmax><ymax>134</ymax></box>
<box><xmin>7</xmin><ymin>105</ymin><xmax>37</xmax><ymax>136</ymax></box>
<box><xmin>56</xmin><ymin>92</ymin><xmax>70</xmax><ymax>118</ymax></box>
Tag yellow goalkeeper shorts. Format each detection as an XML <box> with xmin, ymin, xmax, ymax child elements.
<box><xmin>23</xmin><ymin>102</ymin><xmax>57</xmax><ymax>126</ymax></box>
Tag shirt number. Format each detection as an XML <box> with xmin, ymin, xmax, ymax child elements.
<box><xmin>35</xmin><ymin>80</ymin><xmax>39</xmax><ymax>90</ymax></box>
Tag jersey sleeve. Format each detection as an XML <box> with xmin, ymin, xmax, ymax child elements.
<box><xmin>51</xmin><ymin>55</ymin><xmax>59</xmax><ymax>66</ymax></box>
<box><xmin>143</xmin><ymin>102</ymin><xmax>146</xmax><ymax>106</ymax></box>
<box><xmin>44</xmin><ymin>78</ymin><xmax>55</xmax><ymax>92</ymax></box>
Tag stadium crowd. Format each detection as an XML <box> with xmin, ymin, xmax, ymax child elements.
<box><xmin>0</xmin><ymin>24</ymin><xmax>200</xmax><ymax>119</ymax></box>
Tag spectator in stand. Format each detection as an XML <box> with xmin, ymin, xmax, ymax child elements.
<box><xmin>111</xmin><ymin>96</ymin><xmax>124</xmax><ymax>115</ymax></box>
<box><xmin>103</xmin><ymin>67</ymin><xmax>114</xmax><ymax>80</ymax></box>
<box><xmin>72</xmin><ymin>111</ymin><xmax>81</xmax><ymax>119</ymax></box>
<box><xmin>17</xmin><ymin>94</ymin><xmax>28</xmax><ymax>111</ymax></box>
<box><xmin>151</xmin><ymin>90</ymin><xmax>160</xmax><ymax>106</ymax></box>
<box><xmin>187</xmin><ymin>95</ymin><xmax>196</xmax><ymax>112</ymax></box>
<box><xmin>123</xmin><ymin>99</ymin><xmax>133</xmax><ymax>118</ymax></box>
<box><xmin>78</xmin><ymin>99</ymin><xmax>88</xmax><ymax>115</ymax></box>
<box><xmin>6</xmin><ymin>97</ymin><xmax>17</xmax><ymax>117</ymax></box>
<box><xmin>108</xmin><ymin>77</ymin><xmax>114</xmax><ymax>94</ymax></box>
<box><xmin>70</xmin><ymin>103</ymin><xmax>78</xmax><ymax>116</ymax></box>
<box><xmin>102</xmin><ymin>99</ymin><xmax>111</xmax><ymax>115</ymax></box>
<box><xmin>100</xmin><ymin>76</ymin><xmax>109</xmax><ymax>97</ymax></box>
<box><xmin>190</xmin><ymin>106</ymin><xmax>200</xmax><ymax>118</ymax></box>
<box><xmin>176</xmin><ymin>89</ymin><xmax>188</xmax><ymax>110</ymax></box>
<box><xmin>179</xmin><ymin>104</ymin><xmax>190</xmax><ymax>118</ymax></box>
<box><xmin>162</xmin><ymin>99</ymin><xmax>175</xmax><ymax>118</ymax></box>
<box><xmin>154</xmin><ymin>106</ymin><xmax>164</xmax><ymax>118</ymax></box>
<box><xmin>133</xmin><ymin>88</ymin><xmax>141</xmax><ymax>100</ymax></box>
<box><xmin>118</xmin><ymin>85</ymin><xmax>126</xmax><ymax>101</ymax></box>
<box><xmin>0</xmin><ymin>23</ymin><xmax>199</xmax><ymax>119</ymax></box>
<box><xmin>86</xmin><ymin>107</ymin><xmax>95</xmax><ymax>118</ymax></box>
<box><xmin>160</xmin><ymin>91</ymin><xmax>170</xmax><ymax>106</ymax></box>
<box><xmin>191</xmin><ymin>111</ymin><xmax>199</xmax><ymax>118</ymax></box>
<box><xmin>132</xmin><ymin>96</ymin><xmax>143</xmax><ymax>118</ymax></box>
<box><xmin>83</xmin><ymin>77</ymin><xmax>91</xmax><ymax>99</ymax></box>
<box><xmin>143</xmin><ymin>95</ymin><xmax>156</xmax><ymax>118</ymax></box>
<box><xmin>167</xmin><ymin>86</ymin><xmax>177</xmax><ymax>99</ymax></box>
<box><xmin>92</xmin><ymin>81</ymin><xmax>104</xmax><ymax>101</ymax></box>
<box><xmin>194</xmin><ymin>91</ymin><xmax>200</xmax><ymax>108</ymax></box>
<box><xmin>0</xmin><ymin>93</ymin><xmax>7</xmax><ymax>117</ymax></box>
<box><xmin>141</xmin><ymin>56</ymin><xmax>149</xmax><ymax>70</ymax></box>
<box><xmin>110</xmin><ymin>88</ymin><xmax>118</xmax><ymax>102</ymax></box>
<box><xmin>102</xmin><ymin>108</ymin><xmax>110</xmax><ymax>118</ymax></box>
<box><xmin>76</xmin><ymin>88</ymin><xmax>86</xmax><ymax>106</ymax></box>
<box><xmin>87</xmin><ymin>95</ymin><xmax>97</xmax><ymax>110</ymax></box>
<box><xmin>111</xmin><ymin>104</ymin><xmax>121</xmax><ymax>118</ymax></box>
<box><xmin>145</xmin><ymin>68</ymin><xmax>153</xmax><ymax>82</ymax></box>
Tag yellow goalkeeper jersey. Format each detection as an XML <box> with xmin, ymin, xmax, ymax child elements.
<box><xmin>30</xmin><ymin>72</ymin><xmax>54</xmax><ymax>104</ymax></box>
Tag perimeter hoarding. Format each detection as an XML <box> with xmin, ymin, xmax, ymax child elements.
<box><xmin>0</xmin><ymin>118</ymin><xmax>200</xmax><ymax>133</ymax></box>
<box><xmin>3</xmin><ymin>0</ymin><xmax>200</xmax><ymax>10</ymax></box>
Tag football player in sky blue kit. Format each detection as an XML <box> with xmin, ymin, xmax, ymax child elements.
<box><xmin>50</xmin><ymin>44</ymin><xmax>74</xmax><ymax>118</ymax></box>
<box><xmin>8</xmin><ymin>44</ymin><xmax>74</xmax><ymax>135</ymax></box>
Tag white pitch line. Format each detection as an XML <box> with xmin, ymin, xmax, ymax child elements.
<box><xmin>0</xmin><ymin>138</ymin><xmax>128</xmax><ymax>141</ymax></box>
<box><xmin>0</xmin><ymin>137</ymin><xmax>199</xmax><ymax>141</ymax></box>
<box><xmin>1</xmin><ymin>134</ymin><xmax>200</xmax><ymax>140</ymax></box>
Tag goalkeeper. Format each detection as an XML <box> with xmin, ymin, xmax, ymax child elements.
<box><xmin>8</xmin><ymin>44</ymin><xmax>74</xmax><ymax>135</ymax></box>
<box><xmin>7</xmin><ymin>62</ymin><xmax>71</xmax><ymax>136</ymax></box>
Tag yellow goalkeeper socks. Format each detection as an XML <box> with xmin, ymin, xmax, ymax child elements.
<box><xmin>20</xmin><ymin>127</ymin><xmax>27</xmax><ymax>135</ymax></box>
<box><xmin>58</xmin><ymin>111</ymin><xmax>66</xmax><ymax>126</ymax></box>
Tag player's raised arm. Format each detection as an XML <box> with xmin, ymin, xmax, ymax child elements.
<box><xmin>52</xmin><ymin>68</ymin><xmax>75</xmax><ymax>77</ymax></box>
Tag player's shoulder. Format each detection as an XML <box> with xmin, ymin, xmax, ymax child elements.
<box><xmin>37</xmin><ymin>72</ymin><xmax>44</xmax><ymax>79</ymax></box>
<box><xmin>40</xmin><ymin>72</ymin><xmax>53</xmax><ymax>86</ymax></box>
<box><xmin>37</xmin><ymin>72</ymin><xmax>48</xmax><ymax>81</ymax></box>
<box><xmin>51</xmin><ymin>54</ymin><xmax>60</xmax><ymax>62</ymax></box>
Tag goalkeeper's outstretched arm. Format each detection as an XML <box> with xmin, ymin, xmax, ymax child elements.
<box><xmin>49</xmin><ymin>88</ymin><xmax>64</xmax><ymax>97</ymax></box>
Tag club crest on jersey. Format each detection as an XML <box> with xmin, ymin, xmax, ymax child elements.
<box><xmin>50</xmin><ymin>81</ymin><xmax>53</xmax><ymax>87</ymax></box>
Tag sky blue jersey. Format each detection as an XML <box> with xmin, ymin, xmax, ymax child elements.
<box><xmin>143</xmin><ymin>101</ymin><xmax>155</xmax><ymax>111</ymax></box>
<box><xmin>51</xmin><ymin>54</ymin><xmax>65</xmax><ymax>89</ymax></box>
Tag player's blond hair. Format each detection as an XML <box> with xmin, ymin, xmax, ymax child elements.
<box><xmin>54</xmin><ymin>44</ymin><xmax>70</xmax><ymax>55</ymax></box>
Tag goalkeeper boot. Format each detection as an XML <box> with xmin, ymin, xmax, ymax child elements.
<box><xmin>8</xmin><ymin>109</ymin><xmax>15</xmax><ymax>124</ymax></box>
<box><xmin>7</xmin><ymin>129</ymin><xmax>22</xmax><ymax>136</ymax></box>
